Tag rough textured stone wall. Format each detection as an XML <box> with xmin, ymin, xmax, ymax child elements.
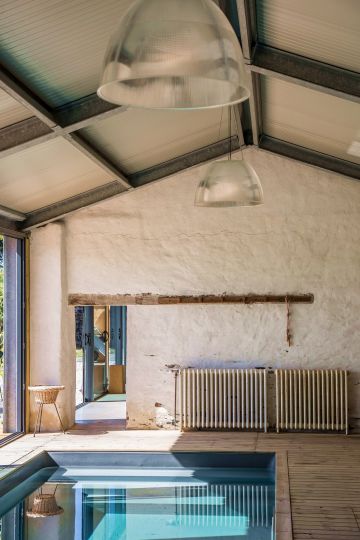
<box><xmin>63</xmin><ymin>147</ymin><xmax>360</xmax><ymax>429</ymax></box>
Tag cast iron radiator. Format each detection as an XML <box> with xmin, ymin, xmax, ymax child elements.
<box><xmin>275</xmin><ymin>369</ymin><xmax>348</xmax><ymax>433</ymax></box>
<box><xmin>179</xmin><ymin>368</ymin><xmax>268</xmax><ymax>431</ymax></box>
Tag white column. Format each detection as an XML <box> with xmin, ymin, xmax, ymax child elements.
<box><xmin>30</xmin><ymin>222</ymin><xmax>75</xmax><ymax>431</ymax></box>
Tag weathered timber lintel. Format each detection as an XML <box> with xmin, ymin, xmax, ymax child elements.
<box><xmin>68</xmin><ymin>293</ymin><xmax>314</xmax><ymax>306</ymax></box>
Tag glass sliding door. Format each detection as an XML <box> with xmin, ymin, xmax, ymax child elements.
<box><xmin>108</xmin><ymin>306</ymin><xmax>127</xmax><ymax>395</ymax></box>
<box><xmin>0</xmin><ymin>234</ymin><xmax>25</xmax><ymax>442</ymax></box>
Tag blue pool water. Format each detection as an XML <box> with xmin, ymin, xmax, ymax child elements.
<box><xmin>0</xmin><ymin>466</ymin><xmax>275</xmax><ymax>539</ymax></box>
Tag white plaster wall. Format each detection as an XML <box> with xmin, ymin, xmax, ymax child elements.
<box><xmin>65</xmin><ymin>147</ymin><xmax>360</xmax><ymax>429</ymax></box>
<box><xmin>30</xmin><ymin>222</ymin><xmax>75</xmax><ymax>430</ymax></box>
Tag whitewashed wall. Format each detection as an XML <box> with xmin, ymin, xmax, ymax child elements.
<box><xmin>61</xmin><ymin>147</ymin><xmax>360</xmax><ymax>429</ymax></box>
<box><xmin>30</xmin><ymin>223</ymin><xmax>75</xmax><ymax>430</ymax></box>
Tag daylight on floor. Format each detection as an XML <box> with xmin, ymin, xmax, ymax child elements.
<box><xmin>0</xmin><ymin>1</ymin><xmax>359</xmax><ymax>539</ymax></box>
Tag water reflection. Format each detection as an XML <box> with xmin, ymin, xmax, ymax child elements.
<box><xmin>0</xmin><ymin>474</ymin><xmax>275</xmax><ymax>539</ymax></box>
<box><xmin>27</xmin><ymin>485</ymin><xmax>64</xmax><ymax>518</ymax></box>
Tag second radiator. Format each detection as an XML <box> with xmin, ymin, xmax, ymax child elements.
<box><xmin>179</xmin><ymin>368</ymin><xmax>268</xmax><ymax>431</ymax></box>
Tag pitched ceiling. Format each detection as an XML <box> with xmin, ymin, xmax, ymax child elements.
<box><xmin>0</xmin><ymin>0</ymin><xmax>359</xmax><ymax>233</ymax></box>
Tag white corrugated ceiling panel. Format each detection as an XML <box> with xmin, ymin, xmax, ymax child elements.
<box><xmin>0</xmin><ymin>138</ymin><xmax>113</xmax><ymax>213</ymax></box>
<box><xmin>257</xmin><ymin>0</ymin><xmax>360</xmax><ymax>72</ymax></box>
<box><xmin>261</xmin><ymin>76</ymin><xmax>360</xmax><ymax>165</ymax></box>
<box><xmin>0</xmin><ymin>88</ymin><xmax>33</xmax><ymax>128</ymax></box>
<box><xmin>81</xmin><ymin>107</ymin><xmax>236</xmax><ymax>174</ymax></box>
<box><xmin>0</xmin><ymin>0</ymin><xmax>133</xmax><ymax>107</ymax></box>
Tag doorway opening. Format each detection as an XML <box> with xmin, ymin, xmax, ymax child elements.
<box><xmin>74</xmin><ymin>306</ymin><xmax>127</xmax><ymax>429</ymax></box>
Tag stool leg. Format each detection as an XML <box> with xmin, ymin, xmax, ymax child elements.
<box><xmin>54</xmin><ymin>403</ymin><xmax>66</xmax><ymax>434</ymax></box>
<box><xmin>33</xmin><ymin>404</ymin><xmax>41</xmax><ymax>437</ymax></box>
<box><xmin>38</xmin><ymin>403</ymin><xmax>43</xmax><ymax>434</ymax></box>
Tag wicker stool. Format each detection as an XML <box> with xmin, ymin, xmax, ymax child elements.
<box><xmin>29</xmin><ymin>385</ymin><xmax>65</xmax><ymax>436</ymax></box>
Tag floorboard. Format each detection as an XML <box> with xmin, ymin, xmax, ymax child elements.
<box><xmin>0</xmin><ymin>425</ymin><xmax>359</xmax><ymax>540</ymax></box>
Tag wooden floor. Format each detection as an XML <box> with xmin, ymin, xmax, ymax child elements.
<box><xmin>0</xmin><ymin>428</ymin><xmax>359</xmax><ymax>540</ymax></box>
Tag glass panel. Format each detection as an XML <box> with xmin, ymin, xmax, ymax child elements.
<box><xmin>0</xmin><ymin>236</ymin><xmax>3</xmax><ymax>438</ymax></box>
<box><xmin>0</xmin><ymin>234</ymin><xmax>24</xmax><ymax>441</ymax></box>
<box><xmin>109</xmin><ymin>306</ymin><xmax>127</xmax><ymax>366</ymax></box>
<box><xmin>75</xmin><ymin>307</ymin><xmax>84</xmax><ymax>406</ymax></box>
<box><xmin>93</xmin><ymin>307</ymin><xmax>107</xmax><ymax>398</ymax></box>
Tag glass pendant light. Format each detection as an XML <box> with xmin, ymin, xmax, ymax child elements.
<box><xmin>195</xmin><ymin>108</ymin><xmax>264</xmax><ymax>207</ymax></box>
<box><xmin>98</xmin><ymin>0</ymin><xmax>250</xmax><ymax>110</ymax></box>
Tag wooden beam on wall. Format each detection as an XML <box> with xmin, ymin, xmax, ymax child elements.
<box><xmin>68</xmin><ymin>293</ymin><xmax>314</xmax><ymax>306</ymax></box>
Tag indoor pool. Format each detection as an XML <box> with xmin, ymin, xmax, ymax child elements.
<box><xmin>0</xmin><ymin>452</ymin><xmax>275</xmax><ymax>540</ymax></box>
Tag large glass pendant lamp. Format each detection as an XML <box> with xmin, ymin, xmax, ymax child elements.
<box><xmin>98</xmin><ymin>0</ymin><xmax>250</xmax><ymax>109</ymax></box>
<box><xmin>195</xmin><ymin>108</ymin><xmax>264</xmax><ymax>207</ymax></box>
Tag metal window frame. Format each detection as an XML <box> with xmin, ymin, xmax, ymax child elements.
<box><xmin>1</xmin><ymin>233</ymin><xmax>26</xmax><ymax>445</ymax></box>
<box><xmin>109</xmin><ymin>306</ymin><xmax>127</xmax><ymax>366</ymax></box>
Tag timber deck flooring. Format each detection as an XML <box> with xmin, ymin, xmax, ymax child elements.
<box><xmin>0</xmin><ymin>430</ymin><xmax>359</xmax><ymax>540</ymax></box>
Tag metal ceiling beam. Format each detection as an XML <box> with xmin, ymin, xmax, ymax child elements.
<box><xmin>0</xmin><ymin>117</ymin><xmax>56</xmax><ymax>156</ymax></box>
<box><xmin>250</xmin><ymin>45</ymin><xmax>360</xmax><ymax>104</ymax></box>
<box><xmin>0</xmin><ymin>68</ymin><xmax>132</xmax><ymax>187</ymax></box>
<box><xmin>260</xmin><ymin>136</ymin><xmax>360</xmax><ymax>181</ymax></box>
<box><xmin>0</xmin><ymin>216</ymin><xmax>25</xmax><ymax>238</ymax></box>
<box><xmin>54</xmin><ymin>93</ymin><xmax>127</xmax><ymax>132</ymax></box>
<box><xmin>229</xmin><ymin>0</ymin><xmax>360</xmax><ymax>180</ymax></box>
<box><xmin>0</xmin><ymin>205</ymin><xmax>25</xmax><ymax>221</ymax></box>
<box><xmin>22</xmin><ymin>181</ymin><xmax>125</xmax><ymax>230</ymax></box>
<box><xmin>0</xmin><ymin>67</ymin><xmax>56</xmax><ymax>128</ymax></box>
<box><xmin>0</xmin><ymin>93</ymin><xmax>127</xmax><ymax>159</ymax></box>
<box><xmin>22</xmin><ymin>136</ymin><xmax>240</xmax><ymax>230</ymax></box>
<box><xmin>63</xmin><ymin>132</ymin><xmax>131</xmax><ymax>189</ymax></box>
<box><xmin>129</xmin><ymin>135</ymin><xmax>239</xmax><ymax>187</ymax></box>
<box><xmin>231</xmin><ymin>0</ymin><xmax>262</xmax><ymax>145</ymax></box>
<box><xmin>216</xmin><ymin>2</ymin><xmax>250</xmax><ymax>145</ymax></box>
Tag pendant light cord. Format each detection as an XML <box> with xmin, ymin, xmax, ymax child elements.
<box><xmin>229</xmin><ymin>105</ymin><xmax>232</xmax><ymax>161</ymax></box>
<box><xmin>218</xmin><ymin>106</ymin><xmax>224</xmax><ymax>141</ymax></box>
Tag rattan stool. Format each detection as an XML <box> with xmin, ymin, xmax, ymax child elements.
<box><xmin>29</xmin><ymin>385</ymin><xmax>65</xmax><ymax>436</ymax></box>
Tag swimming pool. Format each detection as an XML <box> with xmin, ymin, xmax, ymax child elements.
<box><xmin>0</xmin><ymin>452</ymin><xmax>275</xmax><ymax>539</ymax></box>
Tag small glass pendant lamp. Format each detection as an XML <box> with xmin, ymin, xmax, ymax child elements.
<box><xmin>98</xmin><ymin>0</ymin><xmax>250</xmax><ymax>110</ymax></box>
<box><xmin>194</xmin><ymin>108</ymin><xmax>264</xmax><ymax>207</ymax></box>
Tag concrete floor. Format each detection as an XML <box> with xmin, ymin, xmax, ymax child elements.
<box><xmin>75</xmin><ymin>400</ymin><xmax>126</xmax><ymax>422</ymax></box>
<box><xmin>74</xmin><ymin>399</ymin><xmax>127</xmax><ymax>431</ymax></box>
